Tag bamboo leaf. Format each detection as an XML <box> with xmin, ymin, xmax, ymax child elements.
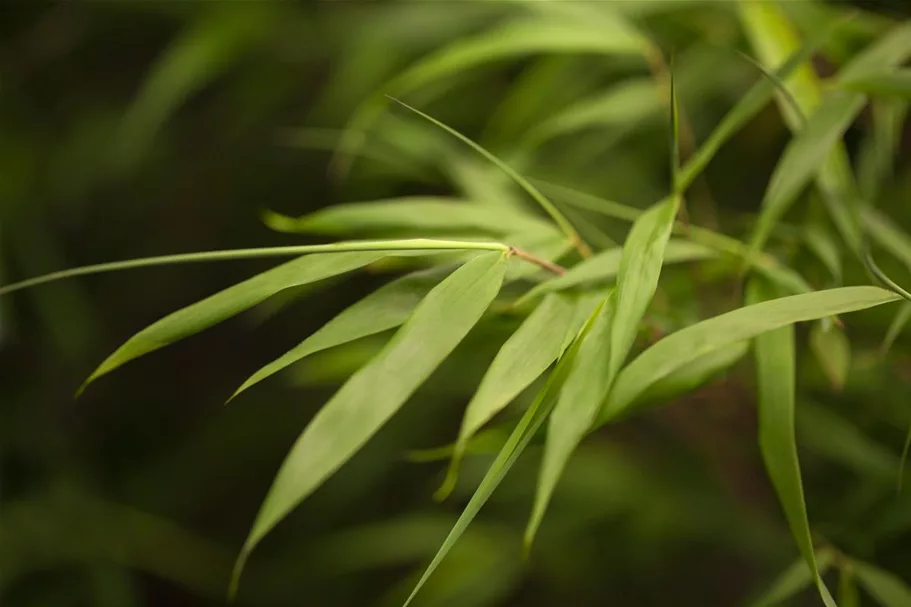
<box><xmin>810</xmin><ymin>321</ymin><xmax>851</xmax><ymax>391</ymax></box>
<box><xmin>264</xmin><ymin>197</ymin><xmax>551</xmax><ymax>238</ymax></box>
<box><xmin>233</xmin><ymin>252</ymin><xmax>507</xmax><ymax>597</ymax></box>
<box><xmin>438</xmin><ymin>292</ymin><xmax>577</xmax><ymax>500</ymax></box>
<box><xmin>83</xmin><ymin>252</ymin><xmax>387</xmax><ymax>390</ymax></box>
<box><xmin>748</xmin><ymin>277</ymin><xmax>835</xmax><ymax>607</ymax></box>
<box><xmin>842</xmin><ymin>70</ymin><xmax>911</xmax><ymax>99</ymax></box>
<box><xmin>852</xmin><ymin>560</ymin><xmax>911</xmax><ymax>607</ymax></box>
<box><xmin>402</xmin><ymin>301</ymin><xmax>603</xmax><ymax>607</ymax></box>
<box><xmin>231</xmin><ymin>267</ymin><xmax>448</xmax><ymax>400</ymax></box>
<box><xmin>601</xmin><ymin>286</ymin><xmax>900</xmax><ymax>422</ymax></box>
<box><xmin>805</xmin><ymin>223</ymin><xmax>843</xmax><ymax>284</ymax></box>
<box><xmin>882</xmin><ymin>303</ymin><xmax>911</xmax><ymax>356</ymax></box>
<box><xmin>749</xmin><ymin>549</ymin><xmax>834</xmax><ymax>607</ymax></box>
<box><xmin>862</xmin><ymin>208</ymin><xmax>911</xmax><ymax>272</ymax></box>
<box><xmin>519</xmin><ymin>239</ymin><xmax>715</xmax><ymax>302</ymax></box>
<box><xmin>857</xmin><ymin>100</ymin><xmax>909</xmax><ymax>202</ymax></box>
<box><xmin>526</xmin><ymin>292</ymin><xmax>614</xmax><ymax>546</ymax></box>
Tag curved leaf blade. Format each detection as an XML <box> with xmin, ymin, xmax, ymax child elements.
<box><xmin>438</xmin><ymin>292</ymin><xmax>577</xmax><ymax>499</ymax></box>
<box><xmin>852</xmin><ymin>560</ymin><xmax>911</xmax><ymax>607</ymax></box>
<box><xmin>749</xmin><ymin>549</ymin><xmax>834</xmax><ymax>607</ymax></box>
<box><xmin>748</xmin><ymin>278</ymin><xmax>835</xmax><ymax>607</ymax></box>
<box><xmin>601</xmin><ymin>287</ymin><xmax>900</xmax><ymax>423</ymax></box>
<box><xmin>83</xmin><ymin>252</ymin><xmax>386</xmax><ymax>390</ymax></box>
<box><xmin>234</xmin><ymin>252</ymin><xmax>507</xmax><ymax>594</ymax></box>
<box><xmin>231</xmin><ymin>267</ymin><xmax>448</xmax><ymax>400</ymax></box>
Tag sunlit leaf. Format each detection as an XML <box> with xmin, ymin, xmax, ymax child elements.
<box><xmin>264</xmin><ymin>198</ymin><xmax>551</xmax><ymax>238</ymax></box>
<box><xmin>810</xmin><ymin>321</ymin><xmax>851</xmax><ymax>391</ymax></box>
<box><xmin>526</xmin><ymin>292</ymin><xmax>613</xmax><ymax>546</ymax></box>
<box><xmin>749</xmin><ymin>549</ymin><xmax>834</xmax><ymax>607</ymax></box>
<box><xmin>402</xmin><ymin>302</ymin><xmax>603</xmax><ymax>607</ymax></box>
<box><xmin>233</xmin><ymin>252</ymin><xmax>507</xmax><ymax>594</ymax></box>
<box><xmin>852</xmin><ymin>559</ymin><xmax>911</xmax><ymax>607</ymax></box>
<box><xmin>748</xmin><ymin>277</ymin><xmax>835</xmax><ymax>607</ymax></box>
<box><xmin>231</xmin><ymin>267</ymin><xmax>448</xmax><ymax>400</ymax></box>
<box><xmin>83</xmin><ymin>252</ymin><xmax>386</xmax><ymax>390</ymax></box>
<box><xmin>438</xmin><ymin>293</ymin><xmax>577</xmax><ymax>500</ymax></box>
<box><xmin>601</xmin><ymin>286</ymin><xmax>900</xmax><ymax>422</ymax></box>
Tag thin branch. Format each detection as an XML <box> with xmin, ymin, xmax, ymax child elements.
<box><xmin>508</xmin><ymin>247</ymin><xmax>567</xmax><ymax>276</ymax></box>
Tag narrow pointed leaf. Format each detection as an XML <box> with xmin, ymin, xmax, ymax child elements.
<box><xmin>748</xmin><ymin>277</ymin><xmax>835</xmax><ymax>607</ymax></box>
<box><xmin>810</xmin><ymin>322</ymin><xmax>851</xmax><ymax>391</ymax></box>
<box><xmin>231</xmin><ymin>268</ymin><xmax>448</xmax><ymax>400</ymax></box>
<box><xmin>519</xmin><ymin>239</ymin><xmax>715</xmax><ymax>302</ymax></box>
<box><xmin>403</xmin><ymin>302</ymin><xmax>603</xmax><ymax>607</ymax></box>
<box><xmin>862</xmin><ymin>208</ymin><xmax>911</xmax><ymax>271</ymax></box>
<box><xmin>601</xmin><ymin>287</ymin><xmax>900</xmax><ymax>423</ymax></box>
<box><xmin>264</xmin><ymin>197</ymin><xmax>550</xmax><ymax>238</ymax></box>
<box><xmin>84</xmin><ymin>252</ymin><xmax>386</xmax><ymax>388</ymax></box>
<box><xmin>882</xmin><ymin>303</ymin><xmax>911</xmax><ymax>356</ymax></box>
<box><xmin>527</xmin><ymin>292</ymin><xmax>614</xmax><ymax>546</ymax></box>
<box><xmin>235</xmin><ymin>252</ymin><xmax>506</xmax><ymax>589</ymax></box>
<box><xmin>439</xmin><ymin>293</ymin><xmax>577</xmax><ymax>499</ymax></box>
<box><xmin>805</xmin><ymin>223</ymin><xmax>843</xmax><ymax>284</ymax></box>
<box><xmin>852</xmin><ymin>560</ymin><xmax>911</xmax><ymax>607</ymax></box>
<box><xmin>749</xmin><ymin>549</ymin><xmax>834</xmax><ymax>607</ymax></box>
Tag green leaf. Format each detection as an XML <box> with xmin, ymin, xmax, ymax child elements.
<box><xmin>264</xmin><ymin>197</ymin><xmax>551</xmax><ymax>238</ymax></box>
<box><xmin>526</xmin><ymin>292</ymin><xmax>614</xmax><ymax>546</ymax></box>
<box><xmin>402</xmin><ymin>301</ymin><xmax>603</xmax><ymax>607</ymax></box>
<box><xmin>805</xmin><ymin>222</ymin><xmax>843</xmax><ymax>284</ymax></box>
<box><xmin>601</xmin><ymin>286</ymin><xmax>900</xmax><ymax>423</ymax></box>
<box><xmin>749</xmin><ymin>549</ymin><xmax>834</xmax><ymax>607</ymax></box>
<box><xmin>669</xmin><ymin>59</ymin><xmax>681</xmax><ymax>193</ymax></box>
<box><xmin>83</xmin><ymin>252</ymin><xmax>386</xmax><ymax>390</ymax></box>
<box><xmin>857</xmin><ymin>100</ymin><xmax>909</xmax><ymax>202</ymax></box>
<box><xmin>519</xmin><ymin>239</ymin><xmax>714</xmax><ymax>303</ymax></box>
<box><xmin>234</xmin><ymin>252</ymin><xmax>507</xmax><ymax>589</ymax></box>
<box><xmin>747</xmin><ymin>277</ymin><xmax>835</xmax><ymax>607</ymax></box>
<box><xmin>437</xmin><ymin>292</ymin><xmax>577</xmax><ymax>500</ymax></box>
<box><xmin>840</xmin><ymin>562</ymin><xmax>861</xmax><ymax>607</ymax></box>
<box><xmin>862</xmin><ymin>208</ymin><xmax>911</xmax><ymax>272</ymax></box>
<box><xmin>230</xmin><ymin>267</ymin><xmax>447</xmax><ymax>400</ymax></box>
<box><xmin>608</xmin><ymin>196</ymin><xmax>680</xmax><ymax>381</ymax></box>
<box><xmin>852</xmin><ymin>559</ymin><xmax>911</xmax><ymax>607</ymax></box>
<box><xmin>810</xmin><ymin>321</ymin><xmax>851</xmax><ymax>391</ymax></box>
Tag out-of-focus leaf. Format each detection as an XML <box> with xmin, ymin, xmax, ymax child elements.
<box><xmin>798</xmin><ymin>401</ymin><xmax>898</xmax><ymax>483</ymax></box>
<box><xmin>749</xmin><ymin>549</ymin><xmax>834</xmax><ymax>607</ymax></box>
<box><xmin>678</xmin><ymin>16</ymin><xmax>848</xmax><ymax>190</ymax></box>
<box><xmin>857</xmin><ymin>100</ymin><xmax>909</xmax><ymax>202</ymax></box>
<box><xmin>117</xmin><ymin>8</ymin><xmax>270</xmax><ymax>170</ymax></box>
<box><xmin>519</xmin><ymin>239</ymin><xmax>715</xmax><ymax>302</ymax></box>
<box><xmin>748</xmin><ymin>277</ymin><xmax>835</xmax><ymax>607</ymax></box>
<box><xmin>231</xmin><ymin>267</ymin><xmax>448</xmax><ymax>400</ymax></box>
<box><xmin>527</xmin><ymin>292</ymin><xmax>613</xmax><ymax>546</ymax></box>
<box><xmin>862</xmin><ymin>208</ymin><xmax>911</xmax><ymax>271</ymax></box>
<box><xmin>601</xmin><ymin>287</ymin><xmax>900</xmax><ymax>422</ymax></box>
<box><xmin>264</xmin><ymin>198</ymin><xmax>550</xmax><ymax>238</ymax></box>
<box><xmin>438</xmin><ymin>293</ymin><xmax>577</xmax><ymax>500</ymax></box>
<box><xmin>402</xmin><ymin>303</ymin><xmax>602</xmax><ymax>607</ymax></box>
<box><xmin>852</xmin><ymin>559</ymin><xmax>911</xmax><ymax>607</ymax></box>
<box><xmin>83</xmin><ymin>252</ymin><xmax>386</xmax><ymax>389</ymax></box>
<box><xmin>810</xmin><ymin>322</ymin><xmax>851</xmax><ymax>391</ymax></box>
<box><xmin>233</xmin><ymin>252</ymin><xmax>507</xmax><ymax>596</ymax></box>
<box><xmin>840</xmin><ymin>566</ymin><xmax>860</xmax><ymax>607</ymax></box>
<box><xmin>882</xmin><ymin>303</ymin><xmax>911</xmax><ymax>356</ymax></box>
<box><xmin>805</xmin><ymin>223</ymin><xmax>843</xmax><ymax>284</ymax></box>
<box><xmin>841</xmin><ymin>69</ymin><xmax>911</xmax><ymax>99</ymax></box>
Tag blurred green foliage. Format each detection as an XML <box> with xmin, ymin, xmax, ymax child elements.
<box><xmin>2</xmin><ymin>2</ymin><xmax>911</xmax><ymax>606</ymax></box>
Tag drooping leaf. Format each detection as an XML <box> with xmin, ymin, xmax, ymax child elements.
<box><xmin>230</xmin><ymin>267</ymin><xmax>448</xmax><ymax>400</ymax></box>
<box><xmin>852</xmin><ymin>559</ymin><xmax>911</xmax><ymax>607</ymax></box>
<box><xmin>232</xmin><ymin>252</ymin><xmax>507</xmax><ymax>595</ymax></box>
<box><xmin>601</xmin><ymin>286</ymin><xmax>900</xmax><ymax>423</ymax></box>
<box><xmin>402</xmin><ymin>301</ymin><xmax>603</xmax><ymax>607</ymax></box>
<box><xmin>749</xmin><ymin>549</ymin><xmax>834</xmax><ymax>607</ymax></box>
<box><xmin>519</xmin><ymin>239</ymin><xmax>715</xmax><ymax>302</ymax></box>
<box><xmin>83</xmin><ymin>252</ymin><xmax>387</xmax><ymax>390</ymax></box>
<box><xmin>437</xmin><ymin>292</ymin><xmax>577</xmax><ymax>500</ymax></box>
<box><xmin>810</xmin><ymin>321</ymin><xmax>851</xmax><ymax>391</ymax></box>
<box><xmin>526</xmin><ymin>292</ymin><xmax>614</xmax><ymax>546</ymax></box>
<box><xmin>747</xmin><ymin>277</ymin><xmax>835</xmax><ymax>607</ymax></box>
<box><xmin>263</xmin><ymin>197</ymin><xmax>551</xmax><ymax>238</ymax></box>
